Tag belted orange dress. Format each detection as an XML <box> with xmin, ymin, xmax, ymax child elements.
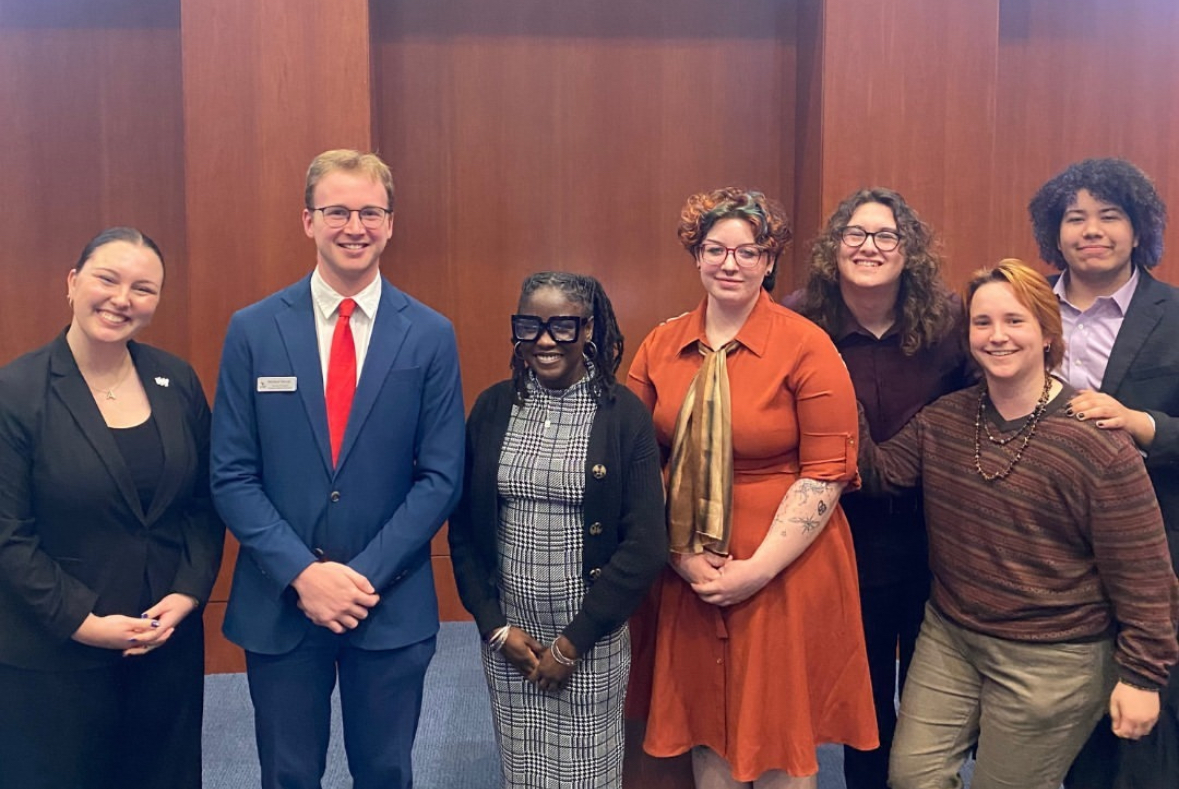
<box><xmin>627</xmin><ymin>291</ymin><xmax>877</xmax><ymax>780</ymax></box>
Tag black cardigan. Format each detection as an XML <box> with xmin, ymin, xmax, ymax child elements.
<box><xmin>448</xmin><ymin>379</ymin><xmax>668</xmax><ymax>655</ymax></box>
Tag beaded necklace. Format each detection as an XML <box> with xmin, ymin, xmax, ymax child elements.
<box><xmin>973</xmin><ymin>375</ymin><xmax>1053</xmax><ymax>482</ymax></box>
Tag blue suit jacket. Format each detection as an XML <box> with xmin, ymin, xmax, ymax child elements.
<box><xmin>211</xmin><ymin>275</ymin><xmax>464</xmax><ymax>655</ymax></box>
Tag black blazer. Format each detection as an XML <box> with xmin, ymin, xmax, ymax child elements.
<box><xmin>1057</xmin><ymin>270</ymin><xmax>1179</xmax><ymax>572</ymax></box>
<box><xmin>448</xmin><ymin>379</ymin><xmax>668</xmax><ymax>655</ymax></box>
<box><xmin>0</xmin><ymin>333</ymin><xmax>224</xmax><ymax>670</ymax></box>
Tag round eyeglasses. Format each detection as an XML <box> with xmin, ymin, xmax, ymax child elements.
<box><xmin>839</xmin><ymin>226</ymin><xmax>902</xmax><ymax>252</ymax></box>
<box><xmin>697</xmin><ymin>241</ymin><xmax>767</xmax><ymax>268</ymax></box>
<box><xmin>313</xmin><ymin>205</ymin><xmax>392</xmax><ymax>229</ymax></box>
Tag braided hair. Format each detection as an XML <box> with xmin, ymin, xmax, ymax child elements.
<box><xmin>510</xmin><ymin>272</ymin><xmax>624</xmax><ymax>404</ymax></box>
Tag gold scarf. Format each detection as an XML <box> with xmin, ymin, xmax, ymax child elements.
<box><xmin>667</xmin><ymin>340</ymin><xmax>737</xmax><ymax>555</ymax></box>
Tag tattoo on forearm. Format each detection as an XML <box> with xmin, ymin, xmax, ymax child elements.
<box><xmin>795</xmin><ymin>479</ymin><xmax>831</xmax><ymax>503</ymax></box>
<box><xmin>788</xmin><ymin>515</ymin><xmax>821</xmax><ymax>534</ymax></box>
<box><xmin>817</xmin><ymin>500</ymin><xmax>828</xmax><ymax>516</ymax></box>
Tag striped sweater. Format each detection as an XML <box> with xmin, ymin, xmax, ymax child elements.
<box><xmin>861</xmin><ymin>383</ymin><xmax>1179</xmax><ymax>689</ymax></box>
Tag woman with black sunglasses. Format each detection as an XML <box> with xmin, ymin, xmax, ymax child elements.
<box><xmin>448</xmin><ymin>271</ymin><xmax>668</xmax><ymax>788</ymax></box>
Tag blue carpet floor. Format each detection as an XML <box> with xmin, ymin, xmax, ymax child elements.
<box><xmin>203</xmin><ymin>621</ymin><xmax>972</xmax><ymax>788</ymax></box>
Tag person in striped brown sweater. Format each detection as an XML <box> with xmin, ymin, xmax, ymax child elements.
<box><xmin>858</xmin><ymin>259</ymin><xmax>1179</xmax><ymax>789</ymax></box>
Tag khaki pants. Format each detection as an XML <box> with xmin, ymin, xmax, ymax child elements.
<box><xmin>890</xmin><ymin>604</ymin><xmax>1114</xmax><ymax>789</ymax></box>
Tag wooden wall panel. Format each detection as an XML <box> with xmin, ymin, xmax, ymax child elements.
<box><xmin>0</xmin><ymin>1</ymin><xmax>187</xmax><ymax>364</ymax></box>
<box><xmin>992</xmin><ymin>0</ymin><xmax>1179</xmax><ymax>284</ymax></box>
<box><xmin>180</xmin><ymin>0</ymin><xmax>374</xmax><ymax>673</ymax></box>
<box><xmin>796</xmin><ymin>0</ymin><xmax>1001</xmax><ymax>290</ymax></box>
<box><xmin>372</xmin><ymin>0</ymin><xmax>799</xmax><ymax>410</ymax></box>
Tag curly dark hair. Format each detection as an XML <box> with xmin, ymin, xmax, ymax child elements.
<box><xmin>795</xmin><ymin>188</ymin><xmax>956</xmax><ymax>354</ymax></box>
<box><xmin>1028</xmin><ymin>158</ymin><xmax>1167</xmax><ymax>270</ymax></box>
<box><xmin>510</xmin><ymin>272</ymin><xmax>624</xmax><ymax>404</ymax></box>
<box><xmin>677</xmin><ymin>187</ymin><xmax>792</xmax><ymax>291</ymax></box>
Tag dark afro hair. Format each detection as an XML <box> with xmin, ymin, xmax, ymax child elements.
<box><xmin>1028</xmin><ymin>158</ymin><xmax>1167</xmax><ymax>271</ymax></box>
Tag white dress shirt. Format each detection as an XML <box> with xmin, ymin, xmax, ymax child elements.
<box><xmin>310</xmin><ymin>268</ymin><xmax>381</xmax><ymax>390</ymax></box>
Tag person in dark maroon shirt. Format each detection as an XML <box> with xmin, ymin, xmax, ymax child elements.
<box><xmin>785</xmin><ymin>187</ymin><xmax>970</xmax><ymax>789</ymax></box>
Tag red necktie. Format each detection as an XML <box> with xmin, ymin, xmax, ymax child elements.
<box><xmin>326</xmin><ymin>298</ymin><xmax>357</xmax><ymax>467</ymax></box>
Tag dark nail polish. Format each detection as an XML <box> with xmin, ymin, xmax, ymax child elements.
<box><xmin>150</xmin><ymin>620</ymin><xmax>160</xmax><ymax>628</ymax></box>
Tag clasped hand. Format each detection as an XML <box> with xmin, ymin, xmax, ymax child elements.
<box><xmin>293</xmin><ymin>561</ymin><xmax>379</xmax><ymax>633</ymax></box>
<box><xmin>71</xmin><ymin>592</ymin><xmax>199</xmax><ymax>657</ymax></box>
<box><xmin>496</xmin><ymin>627</ymin><xmax>577</xmax><ymax>692</ymax></box>
<box><xmin>672</xmin><ymin>552</ymin><xmax>772</xmax><ymax>607</ymax></box>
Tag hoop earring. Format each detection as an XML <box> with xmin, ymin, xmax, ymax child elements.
<box><xmin>583</xmin><ymin>340</ymin><xmax>598</xmax><ymax>360</ymax></box>
<box><xmin>513</xmin><ymin>341</ymin><xmax>525</xmax><ymax>360</ymax></box>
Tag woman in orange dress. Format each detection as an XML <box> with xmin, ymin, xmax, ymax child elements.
<box><xmin>629</xmin><ymin>187</ymin><xmax>877</xmax><ymax>787</ymax></box>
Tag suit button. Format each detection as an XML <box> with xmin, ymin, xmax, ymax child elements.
<box><xmin>588</xmin><ymin>522</ymin><xmax>603</xmax><ymax>536</ymax></box>
<box><xmin>592</xmin><ymin>464</ymin><xmax>607</xmax><ymax>479</ymax></box>
<box><xmin>314</xmin><ymin>548</ymin><xmax>326</xmax><ymax>559</ymax></box>
<box><xmin>589</xmin><ymin>568</ymin><xmax>602</xmax><ymax>581</ymax></box>
<box><xmin>330</xmin><ymin>491</ymin><xmax>341</xmax><ymax>503</ymax></box>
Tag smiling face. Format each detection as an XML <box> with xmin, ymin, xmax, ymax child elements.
<box><xmin>696</xmin><ymin>217</ymin><xmax>771</xmax><ymax>312</ymax></box>
<box><xmin>836</xmin><ymin>201</ymin><xmax>905</xmax><ymax>296</ymax></box>
<box><xmin>302</xmin><ymin>169</ymin><xmax>394</xmax><ymax>295</ymax></box>
<box><xmin>969</xmin><ymin>281</ymin><xmax>1048</xmax><ymax>391</ymax></box>
<box><xmin>67</xmin><ymin>240</ymin><xmax>164</xmax><ymax>347</ymax></box>
<box><xmin>1057</xmin><ymin>189</ymin><xmax>1138</xmax><ymax>289</ymax></box>
<box><xmin>516</xmin><ymin>286</ymin><xmax>592</xmax><ymax>390</ymax></box>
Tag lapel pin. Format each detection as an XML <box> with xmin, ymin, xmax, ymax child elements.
<box><xmin>154</xmin><ymin>377</ymin><xmax>170</xmax><ymax>388</ymax></box>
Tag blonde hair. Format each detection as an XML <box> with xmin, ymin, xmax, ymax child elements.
<box><xmin>304</xmin><ymin>149</ymin><xmax>395</xmax><ymax>210</ymax></box>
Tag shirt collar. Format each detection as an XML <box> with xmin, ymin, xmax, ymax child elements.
<box><xmin>673</xmin><ymin>289</ymin><xmax>774</xmax><ymax>358</ymax></box>
<box><xmin>1054</xmin><ymin>266</ymin><xmax>1139</xmax><ymax>316</ymax></box>
<box><xmin>311</xmin><ymin>268</ymin><xmax>382</xmax><ymax>320</ymax></box>
<box><xmin>834</xmin><ymin>309</ymin><xmax>899</xmax><ymax>342</ymax></box>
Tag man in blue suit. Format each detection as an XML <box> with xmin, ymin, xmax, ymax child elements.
<box><xmin>212</xmin><ymin>149</ymin><xmax>464</xmax><ymax>789</ymax></box>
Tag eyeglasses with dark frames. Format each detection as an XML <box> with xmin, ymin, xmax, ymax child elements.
<box><xmin>839</xmin><ymin>226</ymin><xmax>902</xmax><ymax>252</ymax></box>
<box><xmin>511</xmin><ymin>314</ymin><xmax>587</xmax><ymax>344</ymax></box>
<box><xmin>697</xmin><ymin>240</ymin><xmax>767</xmax><ymax>268</ymax></box>
<box><xmin>313</xmin><ymin>205</ymin><xmax>392</xmax><ymax>229</ymax></box>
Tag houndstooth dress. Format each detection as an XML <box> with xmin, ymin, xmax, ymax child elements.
<box><xmin>483</xmin><ymin>372</ymin><xmax>630</xmax><ymax>788</ymax></box>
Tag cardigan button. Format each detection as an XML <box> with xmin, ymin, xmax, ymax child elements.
<box><xmin>588</xmin><ymin>522</ymin><xmax>603</xmax><ymax>536</ymax></box>
<box><xmin>589</xmin><ymin>567</ymin><xmax>603</xmax><ymax>581</ymax></box>
<box><xmin>592</xmin><ymin>464</ymin><xmax>607</xmax><ymax>480</ymax></box>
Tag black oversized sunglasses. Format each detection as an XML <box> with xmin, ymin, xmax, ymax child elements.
<box><xmin>511</xmin><ymin>314</ymin><xmax>586</xmax><ymax>343</ymax></box>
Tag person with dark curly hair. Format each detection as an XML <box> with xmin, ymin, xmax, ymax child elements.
<box><xmin>449</xmin><ymin>272</ymin><xmax>667</xmax><ymax>788</ymax></box>
<box><xmin>1029</xmin><ymin>158</ymin><xmax>1179</xmax><ymax>789</ymax></box>
<box><xmin>629</xmin><ymin>187</ymin><xmax>877</xmax><ymax>787</ymax></box>
<box><xmin>785</xmin><ymin>188</ymin><xmax>971</xmax><ymax>789</ymax></box>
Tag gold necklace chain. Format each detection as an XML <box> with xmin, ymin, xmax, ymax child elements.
<box><xmin>83</xmin><ymin>356</ymin><xmax>134</xmax><ymax>401</ymax></box>
<box><xmin>973</xmin><ymin>376</ymin><xmax>1053</xmax><ymax>482</ymax></box>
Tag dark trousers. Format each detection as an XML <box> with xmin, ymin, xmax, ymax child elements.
<box><xmin>0</xmin><ymin>614</ymin><xmax>205</xmax><ymax>789</ymax></box>
<box><xmin>1066</xmin><ymin>666</ymin><xmax>1179</xmax><ymax>789</ymax></box>
<box><xmin>245</xmin><ymin>628</ymin><xmax>436</xmax><ymax>789</ymax></box>
<box><xmin>843</xmin><ymin>571</ymin><xmax>929</xmax><ymax>789</ymax></box>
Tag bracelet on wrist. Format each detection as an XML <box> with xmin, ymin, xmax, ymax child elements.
<box><xmin>550</xmin><ymin>640</ymin><xmax>577</xmax><ymax>667</ymax></box>
<box><xmin>487</xmin><ymin>625</ymin><xmax>512</xmax><ymax>652</ymax></box>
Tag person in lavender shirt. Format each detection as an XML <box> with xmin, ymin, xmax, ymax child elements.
<box><xmin>1030</xmin><ymin>158</ymin><xmax>1179</xmax><ymax>789</ymax></box>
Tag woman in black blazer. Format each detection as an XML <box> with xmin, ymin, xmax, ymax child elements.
<box><xmin>449</xmin><ymin>272</ymin><xmax>667</xmax><ymax>788</ymax></box>
<box><xmin>0</xmin><ymin>228</ymin><xmax>224</xmax><ymax>789</ymax></box>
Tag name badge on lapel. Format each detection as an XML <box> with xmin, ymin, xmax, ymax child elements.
<box><xmin>257</xmin><ymin>376</ymin><xmax>297</xmax><ymax>392</ymax></box>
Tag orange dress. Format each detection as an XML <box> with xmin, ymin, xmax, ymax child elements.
<box><xmin>627</xmin><ymin>291</ymin><xmax>877</xmax><ymax>780</ymax></box>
